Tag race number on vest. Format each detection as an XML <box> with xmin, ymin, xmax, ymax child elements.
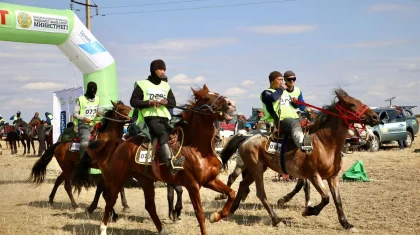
<box><xmin>146</xmin><ymin>88</ymin><xmax>168</xmax><ymax>101</ymax></box>
<box><xmin>84</xmin><ymin>105</ymin><xmax>97</xmax><ymax>119</ymax></box>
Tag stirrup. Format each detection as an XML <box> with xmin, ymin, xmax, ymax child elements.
<box><xmin>301</xmin><ymin>135</ymin><xmax>313</xmax><ymax>153</ymax></box>
<box><xmin>170</xmin><ymin>156</ymin><xmax>185</xmax><ymax>170</ymax></box>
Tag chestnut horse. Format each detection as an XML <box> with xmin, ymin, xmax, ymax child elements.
<box><xmin>74</xmin><ymin>85</ymin><xmax>236</xmax><ymax>235</ymax></box>
<box><xmin>28</xmin><ymin>101</ymin><xmax>132</xmax><ymax>215</ymax></box>
<box><xmin>221</xmin><ymin>89</ymin><xmax>379</xmax><ymax>231</ymax></box>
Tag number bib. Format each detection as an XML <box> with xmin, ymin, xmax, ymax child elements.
<box><xmin>84</xmin><ymin>105</ymin><xmax>97</xmax><ymax>119</ymax></box>
<box><xmin>146</xmin><ymin>88</ymin><xmax>168</xmax><ymax>101</ymax></box>
<box><xmin>267</xmin><ymin>141</ymin><xmax>281</xmax><ymax>153</ymax></box>
<box><xmin>135</xmin><ymin>150</ymin><xmax>152</xmax><ymax>164</ymax></box>
<box><xmin>280</xmin><ymin>94</ymin><xmax>292</xmax><ymax>107</ymax></box>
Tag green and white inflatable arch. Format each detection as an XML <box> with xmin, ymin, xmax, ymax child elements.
<box><xmin>0</xmin><ymin>2</ymin><xmax>118</xmax><ymax>108</ymax></box>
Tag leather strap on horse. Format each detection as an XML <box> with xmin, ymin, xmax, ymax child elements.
<box><xmin>294</xmin><ymin>99</ymin><xmax>369</xmax><ymax>132</ymax></box>
<box><xmin>280</xmin><ymin>135</ymin><xmax>288</xmax><ymax>174</ymax></box>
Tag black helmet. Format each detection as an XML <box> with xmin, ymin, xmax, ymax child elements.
<box><xmin>17</xmin><ymin>111</ymin><xmax>21</xmax><ymax>115</ymax></box>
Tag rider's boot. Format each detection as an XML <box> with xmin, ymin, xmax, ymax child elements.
<box><xmin>160</xmin><ymin>143</ymin><xmax>185</xmax><ymax>176</ymax></box>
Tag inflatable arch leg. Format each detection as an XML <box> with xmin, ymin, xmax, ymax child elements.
<box><xmin>0</xmin><ymin>2</ymin><xmax>118</xmax><ymax>109</ymax></box>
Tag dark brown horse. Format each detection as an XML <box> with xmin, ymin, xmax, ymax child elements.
<box><xmin>73</xmin><ymin>85</ymin><xmax>236</xmax><ymax>235</ymax></box>
<box><xmin>28</xmin><ymin>101</ymin><xmax>132</xmax><ymax>215</ymax></box>
<box><xmin>221</xmin><ymin>88</ymin><xmax>379</xmax><ymax>231</ymax></box>
<box><xmin>14</xmin><ymin>119</ymin><xmax>36</xmax><ymax>155</ymax></box>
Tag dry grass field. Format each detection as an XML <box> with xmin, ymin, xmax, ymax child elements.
<box><xmin>0</xmin><ymin>123</ymin><xmax>419</xmax><ymax>235</ymax></box>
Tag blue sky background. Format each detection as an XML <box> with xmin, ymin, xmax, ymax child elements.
<box><xmin>0</xmin><ymin>0</ymin><xmax>419</xmax><ymax>121</ymax></box>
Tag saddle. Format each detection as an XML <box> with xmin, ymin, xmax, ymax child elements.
<box><xmin>69</xmin><ymin>123</ymin><xmax>103</xmax><ymax>152</ymax></box>
<box><xmin>135</xmin><ymin>127</ymin><xmax>182</xmax><ymax>165</ymax></box>
<box><xmin>265</xmin><ymin>118</ymin><xmax>312</xmax><ymax>154</ymax></box>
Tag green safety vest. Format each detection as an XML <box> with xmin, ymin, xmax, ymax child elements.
<box><xmin>279</xmin><ymin>87</ymin><xmax>301</xmax><ymax>120</ymax></box>
<box><xmin>260</xmin><ymin>88</ymin><xmax>280</xmax><ymax>123</ymax></box>
<box><xmin>47</xmin><ymin>114</ymin><xmax>54</xmax><ymax>125</ymax></box>
<box><xmin>134</xmin><ymin>80</ymin><xmax>171</xmax><ymax>124</ymax></box>
<box><xmin>74</xmin><ymin>95</ymin><xmax>100</xmax><ymax>126</ymax></box>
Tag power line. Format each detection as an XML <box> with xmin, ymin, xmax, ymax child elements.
<box><xmin>100</xmin><ymin>0</ymin><xmax>211</xmax><ymax>9</ymax></box>
<box><xmin>100</xmin><ymin>0</ymin><xmax>296</xmax><ymax>16</ymax></box>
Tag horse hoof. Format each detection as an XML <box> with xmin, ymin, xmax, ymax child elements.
<box><xmin>112</xmin><ymin>214</ymin><xmax>119</xmax><ymax>222</ymax></box>
<box><xmin>85</xmin><ymin>207</ymin><xmax>93</xmax><ymax>216</ymax></box>
<box><xmin>348</xmin><ymin>227</ymin><xmax>358</xmax><ymax>233</ymax></box>
<box><xmin>122</xmin><ymin>207</ymin><xmax>131</xmax><ymax>213</ymax></box>
<box><xmin>209</xmin><ymin>212</ymin><xmax>220</xmax><ymax>223</ymax></box>
<box><xmin>302</xmin><ymin>208</ymin><xmax>309</xmax><ymax>217</ymax></box>
<box><xmin>159</xmin><ymin>228</ymin><xmax>169</xmax><ymax>235</ymax></box>
<box><xmin>277</xmin><ymin>198</ymin><xmax>287</xmax><ymax>207</ymax></box>
<box><xmin>272</xmin><ymin>217</ymin><xmax>281</xmax><ymax>227</ymax></box>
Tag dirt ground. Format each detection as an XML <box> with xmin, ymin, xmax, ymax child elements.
<box><xmin>0</xmin><ymin>129</ymin><xmax>420</xmax><ymax>235</ymax></box>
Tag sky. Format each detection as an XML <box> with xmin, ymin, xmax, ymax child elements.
<box><xmin>0</xmin><ymin>0</ymin><xmax>419</xmax><ymax>122</ymax></box>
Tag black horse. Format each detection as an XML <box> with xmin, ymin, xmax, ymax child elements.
<box><xmin>14</xmin><ymin>119</ymin><xmax>36</xmax><ymax>155</ymax></box>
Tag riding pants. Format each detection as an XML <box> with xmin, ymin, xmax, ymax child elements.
<box><xmin>280</xmin><ymin>118</ymin><xmax>304</xmax><ymax>147</ymax></box>
<box><xmin>78</xmin><ymin>123</ymin><xmax>92</xmax><ymax>159</ymax></box>
<box><xmin>145</xmin><ymin>117</ymin><xmax>171</xmax><ymax>145</ymax></box>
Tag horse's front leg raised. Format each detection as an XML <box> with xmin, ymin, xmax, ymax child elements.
<box><xmin>327</xmin><ymin>175</ymin><xmax>357</xmax><ymax>232</ymax></box>
<box><xmin>205</xmin><ymin>177</ymin><xmax>235</xmax><ymax>223</ymax></box>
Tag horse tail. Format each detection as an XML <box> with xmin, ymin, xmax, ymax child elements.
<box><xmin>28</xmin><ymin>142</ymin><xmax>59</xmax><ymax>185</ymax></box>
<box><xmin>72</xmin><ymin>139</ymin><xmax>119</xmax><ymax>195</ymax></box>
<box><xmin>72</xmin><ymin>149</ymin><xmax>96</xmax><ymax>195</ymax></box>
<box><xmin>221</xmin><ymin>135</ymin><xmax>248</xmax><ymax>168</ymax></box>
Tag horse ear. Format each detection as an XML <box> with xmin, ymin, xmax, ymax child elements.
<box><xmin>111</xmin><ymin>100</ymin><xmax>117</xmax><ymax>108</ymax></box>
<box><xmin>192</xmin><ymin>88</ymin><xmax>201</xmax><ymax>99</ymax></box>
<box><xmin>203</xmin><ymin>84</ymin><xmax>209</xmax><ymax>92</ymax></box>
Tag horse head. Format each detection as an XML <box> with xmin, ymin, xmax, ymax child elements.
<box><xmin>186</xmin><ymin>84</ymin><xmax>236</xmax><ymax>122</ymax></box>
<box><xmin>334</xmin><ymin>89</ymin><xmax>379</xmax><ymax>127</ymax></box>
<box><xmin>110</xmin><ymin>100</ymin><xmax>132</xmax><ymax>122</ymax></box>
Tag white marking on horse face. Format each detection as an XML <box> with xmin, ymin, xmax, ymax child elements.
<box><xmin>100</xmin><ymin>222</ymin><xmax>107</xmax><ymax>235</ymax></box>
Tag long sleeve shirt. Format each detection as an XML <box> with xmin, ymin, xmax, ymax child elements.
<box><xmin>130</xmin><ymin>77</ymin><xmax>176</xmax><ymax>110</ymax></box>
<box><xmin>73</xmin><ymin>98</ymin><xmax>101</xmax><ymax>121</ymax></box>
<box><xmin>261</xmin><ymin>87</ymin><xmax>284</xmax><ymax>121</ymax></box>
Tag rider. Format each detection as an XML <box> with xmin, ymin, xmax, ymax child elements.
<box><xmin>0</xmin><ymin>115</ymin><xmax>5</xmax><ymax>126</ymax></box>
<box><xmin>281</xmin><ymin>70</ymin><xmax>312</xmax><ymax>152</ymax></box>
<box><xmin>73</xmin><ymin>81</ymin><xmax>101</xmax><ymax>160</ymax></box>
<box><xmin>260</xmin><ymin>71</ymin><xmax>286</xmax><ymax>133</ymax></box>
<box><xmin>11</xmin><ymin>111</ymin><xmax>23</xmax><ymax>125</ymax></box>
<box><xmin>45</xmin><ymin>112</ymin><xmax>54</xmax><ymax>125</ymax></box>
<box><xmin>130</xmin><ymin>59</ymin><xmax>184</xmax><ymax>175</ymax></box>
<box><xmin>34</xmin><ymin>112</ymin><xmax>43</xmax><ymax>121</ymax></box>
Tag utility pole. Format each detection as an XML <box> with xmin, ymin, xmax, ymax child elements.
<box><xmin>70</xmin><ymin>0</ymin><xmax>98</xmax><ymax>30</ymax></box>
<box><xmin>86</xmin><ymin>0</ymin><xmax>91</xmax><ymax>30</ymax></box>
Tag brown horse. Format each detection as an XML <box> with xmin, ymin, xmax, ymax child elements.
<box><xmin>221</xmin><ymin>88</ymin><xmax>379</xmax><ymax>231</ymax></box>
<box><xmin>28</xmin><ymin>101</ymin><xmax>132</xmax><ymax>214</ymax></box>
<box><xmin>74</xmin><ymin>84</ymin><xmax>236</xmax><ymax>235</ymax></box>
<box><xmin>14</xmin><ymin>119</ymin><xmax>36</xmax><ymax>155</ymax></box>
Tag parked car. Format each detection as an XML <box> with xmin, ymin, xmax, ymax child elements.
<box><xmin>364</xmin><ymin>106</ymin><xmax>419</xmax><ymax>151</ymax></box>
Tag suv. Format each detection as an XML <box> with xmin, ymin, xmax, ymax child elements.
<box><xmin>365</xmin><ymin>106</ymin><xmax>419</xmax><ymax>151</ymax></box>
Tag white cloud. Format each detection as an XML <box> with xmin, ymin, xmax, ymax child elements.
<box><xmin>368</xmin><ymin>4</ymin><xmax>410</xmax><ymax>13</ymax></box>
<box><xmin>400</xmin><ymin>63</ymin><xmax>420</xmax><ymax>72</ymax></box>
<box><xmin>9</xmin><ymin>98</ymin><xmax>49</xmax><ymax>109</ymax></box>
<box><xmin>225</xmin><ymin>87</ymin><xmax>246</xmax><ymax>97</ymax></box>
<box><xmin>134</xmin><ymin>38</ymin><xmax>239</xmax><ymax>52</ymax></box>
<box><xmin>333</xmin><ymin>40</ymin><xmax>407</xmax><ymax>48</ymax></box>
<box><xmin>22</xmin><ymin>82</ymin><xmax>65</xmax><ymax>90</ymax></box>
<box><xmin>241</xmin><ymin>80</ymin><xmax>255</xmax><ymax>87</ymax></box>
<box><xmin>242</xmin><ymin>24</ymin><xmax>318</xmax><ymax>34</ymax></box>
<box><xmin>170</xmin><ymin>74</ymin><xmax>206</xmax><ymax>84</ymax></box>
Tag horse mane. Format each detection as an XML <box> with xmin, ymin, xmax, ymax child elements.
<box><xmin>310</xmin><ymin>88</ymin><xmax>349</xmax><ymax>132</ymax></box>
<box><xmin>180</xmin><ymin>87</ymin><xmax>209</xmax><ymax>122</ymax></box>
<box><xmin>98</xmin><ymin>100</ymin><xmax>124</xmax><ymax>132</ymax></box>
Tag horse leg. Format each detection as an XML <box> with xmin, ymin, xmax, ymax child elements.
<box><xmin>215</xmin><ymin>165</ymin><xmax>242</xmax><ymax>201</ymax></box>
<box><xmin>64</xmin><ymin>175</ymin><xmax>79</xmax><ymax>210</ymax></box>
<box><xmin>49</xmin><ymin>173</ymin><xmax>65</xmax><ymax>205</ymax></box>
<box><xmin>119</xmin><ymin>187</ymin><xmax>131</xmax><ymax>213</ymax></box>
<box><xmin>303</xmin><ymin>174</ymin><xmax>329</xmax><ymax>217</ymax></box>
<box><xmin>31</xmin><ymin>139</ymin><xmax>36</xmax><ymax>155</ymax></box>
<box><xmin>230</xmin><ymin>172</ymin><xmax>255</xmax><ymax>214</ymax></box>
<box><xmin>304</xmin><ymin>179</ymin><xmax>312</xmax><ymax>207</ymax></box>
<box><xmin>9</xmin><ymin>141</ymin><xmax>14</xmax><ymax>154</ymax></box>
<box><xmin>136</xmin><ymin>176</ymin><xmax>166</xmax><ymax>234</ymax></box>
<box><xmin>186</xmin><ymin>184</ymin><xmax>207</xmax><ymax>235</ymax></box>
<box><xmin>277</xmin><ymin>178</ymin><xmax>306</xmax><ymax>207</ymax></box>
<box><xmin>205</xmin><ymin>177</ymin><xmax>236</xmax><ymax>223</ymax></box>
<box><xmin>327</xmin><ymin>175</ymin><xmax>356</xmax><ymax>231</ymax></box>
<box><xmin>22</xmin><ymin>140</ymin><xmax>26</xmax><ymax>155</ymax></box>
<box><xmin>166</xmin><ymin>184</ymin><xmax>175</xmax><ymax>220</ymax></box>
<box><xmin>252</xmin><ymin>163</ymin><xmax>282</xmax><ymax>227</ymax></box>
<box><xmin>173</xmin><ymin>185</ymin><xmax>183</xmax><ymax>220</ymax></box>
<box><xmin>86</xmin><ymin>181</ymin><xmax>103</xmax><ymax>215</ymax></box>
<box><xmin>100</xmin><ymin>183</ymin><xmax>120</xmax><ymax>235</ymax></box>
